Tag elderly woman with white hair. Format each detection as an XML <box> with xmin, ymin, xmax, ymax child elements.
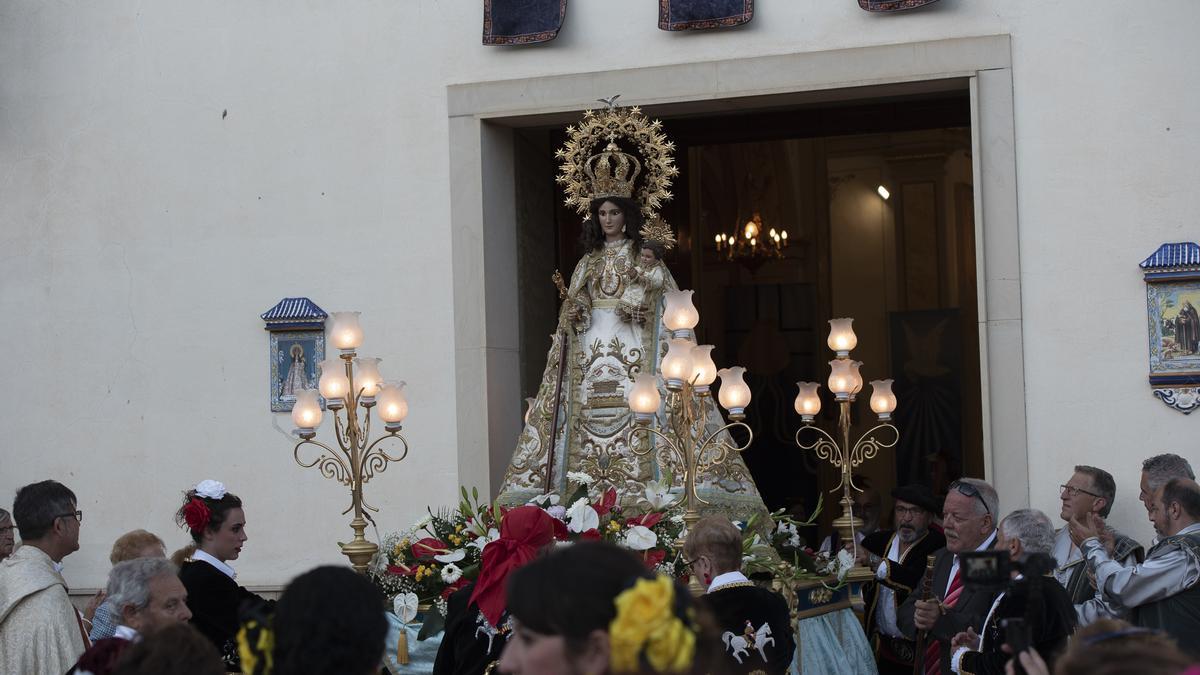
<box><xmin>947</xmin><ymin>509</ymin><xmax>1077</xmax><ymax>675</ymax></box>
<box><xmin>66</xmin><ymin>557</ymin><xmax>192</xmax><ymax>675</ymax></box>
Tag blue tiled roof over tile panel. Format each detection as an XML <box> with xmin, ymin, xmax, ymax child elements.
<box><xmin>261</xmin><ymin>297</ymin><xmax>327</xmax><ymax>329</ymax></box>
<box><xmin>1139</xmin><ymin>242</ymin><xmax>1200</xmax><ymax>270</ymax></box>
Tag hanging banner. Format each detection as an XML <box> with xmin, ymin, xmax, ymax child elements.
<box><xmin>858</xmin><ymin>0</ymin><xmax>940</xmax><ymax>12</ymax></box>
<box><xmin>659</xmin><ymin>0</ymin><xmax>753</xmax><ymax>31</ymax></box>
<box><xmin>483</xmin><ymin>0</ymin><xmax>567</xmax><ymax>45</ymax></box>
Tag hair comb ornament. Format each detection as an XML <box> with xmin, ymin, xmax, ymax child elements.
<box><xmin>640</xmin><ymin>217</ymin><xmax>677</xmax><ymax>251</ymax></box>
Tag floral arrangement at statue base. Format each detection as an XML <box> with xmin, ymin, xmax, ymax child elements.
<box><xmin>369</xmin><ymin>477</ymin><xmax>847</xmax><ymax>638</ymax></box>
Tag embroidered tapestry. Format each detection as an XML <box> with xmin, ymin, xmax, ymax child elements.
<box><xmin>858</xmin><ymin>0</ymin><xmax>940</xmax><ymax>12</ymax></box>
<box><xmin>483</xmin><ymin>0</ymin><xmax>567</xmax><ymax>45</ymax></box>
<box><xmin>659</xmin><ymin>0</ymin><xmax>753</xmax><ymax>31</ymax></box>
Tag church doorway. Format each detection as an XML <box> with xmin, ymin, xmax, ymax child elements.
<box><xmin>512</xmin><ymin>90</ymin><xmax>982</xmax><ymax>536</ymax></box>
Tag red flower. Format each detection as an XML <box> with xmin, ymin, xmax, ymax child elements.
<box><xmin>440</xmin><ymin>577</ymin><xmax>469</xmax><ymax>600</ymax></box>
<box><xmin>387</xmin><ymin>563</ymin><xmax>416</xmax><ymax>577</ymax></box>
<box><xmin>625</xmin><ymin>512</ymin><xmax>663</xmax><ymax>528</ymax></box>
<box><xmin>182</xmin><ymin>498</ymin><xmax>211</xmax><ymax>533</ymax></box>
<box><xmin>640</xmin><ymin>549</ymin><xmax>666</xmax><ymax>569</ymax></box>
<box><xmin>593</xmin><ymin>488</ymin><xmax>618</xmax><ymax>516</ymax></box>
<box><xmin>579</xmin><ymin>528</ymin><xmax>602</xmax><ymax>541</ymax></box>
<box><xmin>411</xmin><ymin>537</ymin><xmax>449</xmax><ymax>559</ymax></box>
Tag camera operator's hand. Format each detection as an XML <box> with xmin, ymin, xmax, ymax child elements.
<box><xmin>1068</xmin><ymin>511</ymin><xmax>1105</xmax><ymax>546</ymax></box>
<box><xmin>914</xmin><ymin>598</ymin><xmax>942</xmax><ymax>630</ymax></box>
<box><xmin>951</xmin><ymin>626</ymin><xmax>981</xmax><ymax>651</ymax></box>
<box><xmin>1005</xmin><ymin>649</ymin><xmax>1050</xmax><ymax>675</ymax></box>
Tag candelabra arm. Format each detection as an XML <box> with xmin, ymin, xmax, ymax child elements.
<box><xmin>361</xmin><ymin>432</ymin><xmax>409</xmax><ymax>486</ymax></box>
<box><xmin>293</xmin><ymin>438</ymin><xmax>353</xmax><ymax>487</ymax></box>
<box><xmin>331</xmin><ymin>409</ymin><xmax>352</xmax><ymax>455</ymax></box>
<box><xmin>626</xmin><ymin>424</ymin><xmax>684</xmax><ymax>464</ymax></box>
<box><xmin>694</xmin><ymin>420</ymin><xmax>754</xmax><ymax>471</ymax></box>
<box><xmin>794</xmin><ymin>424</ymin><xmax>842</xmax><ymax>468</ymax></box>
<box><xmin>848</xmin><ymin>423</ymin><xmax>900</xmax><ymax>474</ymax></box>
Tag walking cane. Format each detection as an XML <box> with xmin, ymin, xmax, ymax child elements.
<box><xmin>913</xmin><ymin>555</ymin><xmax>937</xmax><ymax>675</ymax></box>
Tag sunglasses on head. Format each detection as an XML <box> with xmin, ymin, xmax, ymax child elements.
<box><xmin>948</xmin><ymin>480</ymin><xmax>990</xmax><ymax>514</ymax></box>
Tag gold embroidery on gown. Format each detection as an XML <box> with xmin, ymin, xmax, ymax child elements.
<box><xmin>496</xmin><ymin>238</ymin><xmax>770</xmax><ymax>524</ymax></box>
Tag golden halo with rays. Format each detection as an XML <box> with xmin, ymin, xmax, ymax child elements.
<box><xmin>554</xmin><ymin>105</ymin><xmax>679</xmax><ymax>220</ymax></box>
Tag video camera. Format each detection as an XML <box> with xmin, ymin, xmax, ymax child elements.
<box><xmin>953</xmin><ymin>551</ymin><xmax>1058</xmax><ymax>675</ymax></box>
<box><xmin>955</xmin><ymin>550</ymin><xmax>1056</xmax><ymax>590</ymax></box>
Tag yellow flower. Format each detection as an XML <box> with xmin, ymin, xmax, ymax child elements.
<box><xmin>455</xmin><ymin>524</ymin><xmax>465</xmax><ymax>533</ymax></box>
<box><xmin>644</xmin><ymin>617</ymin><xmax>695</xmax><ymax>672</ymax></box>
<box><xmin>610</xmin><ymin>575</ymin><xmax>681</xmax><ymax>672</ymax></box>
<box><xmin>607</xmin><ymin>520</ymin><xmax>623</xmax><ymax>533</ymax></box>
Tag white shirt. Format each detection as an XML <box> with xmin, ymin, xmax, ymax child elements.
<box><xmin>875</xmin><ymin>535</ymin><xmax>905</xmax><ymax>638</ymax></box>
<box><xmin>192</xmin><ymin>549</ymin><xmax>237</xmax><ymax>580</ymax></box>
<box><xmin>113</xmin><ymin>625</ymin><xmax>140</xmax><ymax>642</ymax></box>
<box><xmin>708</xmin><ymin>570</ymin><xmax>750</xmax><ymax>593</ymax></box>
<box><xmin>949</xmin><ymin>574</ymin><xmax>1023</xmax><ymax>674</ymax></box>
<box><xmin>946</xmin><ymin>531</ymin><xmax>997</xmax><ymax>595</ymax></box>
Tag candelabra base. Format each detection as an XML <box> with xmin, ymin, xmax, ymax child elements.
<box><xmin>342</xmin><ymin>516</ymin><xmax>379</xmax><ymax>574</ymax></box>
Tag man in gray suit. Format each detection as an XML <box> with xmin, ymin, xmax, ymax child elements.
<box><xmin>899</xmin><ymin>478</ymin><xmax>1002</xmax><ymax>675</ymax></box>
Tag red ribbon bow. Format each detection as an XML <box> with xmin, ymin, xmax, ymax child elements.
<box><xmin>469</xmin><ymin>505</ymin><xmax>567</xmax><ymax>626</ymax></box>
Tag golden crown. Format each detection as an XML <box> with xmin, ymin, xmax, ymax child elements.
<box><xmin>556</xmin><ymin>104</ymin><xmax>678</xmax><ymax>219</ymax></box>
<box><xmin>584</xmin><ymin>138</ymin><xmax>641</xmax><ymax>200</ymax></box>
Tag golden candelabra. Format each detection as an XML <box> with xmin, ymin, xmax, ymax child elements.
<box><xmin>289</xmin><ymin>311</ymin><xmax>410</xmax><ymax>573</ymax></box>
<box><xmin>626</xmin><ymin>289</ymin><xmax>754</xmax><ymax>595</ymax></box>
<box><xmin>792</xmin><ymin>318</ymin><xmax>898</xmax><ymax>578</ymax></box>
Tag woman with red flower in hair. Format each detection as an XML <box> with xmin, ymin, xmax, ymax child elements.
<box><xmin>174</xmin><ymin>479</ymin><xmax>272</xmax><ymax>671</ymax></box>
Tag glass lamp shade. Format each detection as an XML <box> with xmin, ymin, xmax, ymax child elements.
<box><xmin>330</xmin><ymin>311</ymin><xmax>364</xmax><ymax>351</ymax></box>
<box><xmin>828</xmin><ymin>359</ymin><xmax>863</xmax><ymax>400</ymax></box>
<box><xmin>663</xmin><ymin>290</ymin><xmax>700</xmax><ymax>334</ymax></box>
<box><xmin>690</xmin><ymin>345</ymin><xmax>717</xmax><ymax>391</ymax></box>
<box><xmin>794</xmin><ymin>381</ymin><xmax>821</xmax><ymax>421</ymax></box>
<box><xmin>353</xmin><ymin>357</ymin><xmax>383</xmax><ymax>400</ymax></box>
<box><xmin>826</xmin><ymin>318</ymin><xmax>857</xmax><ymax>356</ymax></box>
<box><xmin>628</xmin><ymin>372</ymin><xmax>661</xmax><ymax>423</ymax></box>
<box><xmin>318</xmin><ymin>359</ymin><xmax>349</xmax><ymax>406</ymax></box>
<box><xmin>717</xmin><ymin>366</ymin><xmax>751</xmax><ymax>418</ymax></box>
<box><xmin>869</xmin><ymin>379</ymin><xmax>897</xmax><ymax>419</ymax></box>
<box><xmin>376</xmin><ymin>381</ymin><xmax>408</xmax><ymax>429</ymax></box>
<box><xmin>661</xmin><ymin>339</ymin><xmax>695</xmax><ymax>389</ymax></box>
<box><xmin>291</xmin><ymin>389</ymin><xmax>323</xmax><ymax>433</ymax></box>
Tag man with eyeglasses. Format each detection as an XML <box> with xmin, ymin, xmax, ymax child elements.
<box><xmin>0</xmin><ymin>480</ymin><xmax>89</xmax><ymax>674</ymax></box>
<box><xmin>898</xmin><ymin>477</ymin><xmax>1001</xmax><ymax>675</ymax></box>
<box><xmin>1070</xmin><ymin>477</ymin><xmax>1200</xmax><ymax>660</ymax></box>
<box><xmin>858</xmin><ymin>484</ymin><xmax>946</xmax><ymax>675</ymax></box>
<box><xmin>1051</xmin><ymin>465</ymin><xmax>1143</xmax><ymax>624</ymax></box>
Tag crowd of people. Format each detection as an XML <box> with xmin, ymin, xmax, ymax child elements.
<box><xmin>0</xmin><ymin>453</ymin><xmax>1196</xmax><ymax>675</ymax></box>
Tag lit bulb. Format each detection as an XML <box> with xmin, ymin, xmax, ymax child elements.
<box><xmin>318</xmin><ymin>358</ymin><xmax>349</xmax><ymax>406</ymax></box>
<box><xmin>794</xmin><ymin>382</ymin><xmax>821</xmax><ymax>420</ymax></box>
<box><xmin>291</xmin><ymin>389</ymin><xmax>323</xmax><ymax>433</ymax></box>
<box><xmin>376</xmin><ymin>381</ymin><xmax>408</xmax><ymax>428</ymax></box>
<box><xmin>717</xmin><ymin>366</ymin><xmax>751</xmax><ymax>419</ymax></box>
<box><xmin>877</xmin><ymin>185</ymin><xmax>890</xmax><ymax>200</ymax></box>
<box><xmin>627</xmin><ymin>372</ymin><xmax>661</xmax><ymax>422</ymax></box>
<box><xmin>828</xmin><ymin>359</ymin><xmax>862</xmax><ymax>400</ymax></box>
<box><xmin>661</xmin><ymin>339</ymin><xmax>695</xmax><ymax>390</ymax></box>
<box><xmin>826</xmin><ymin>318</ymin><xmax>857</xmax><ymax>355</ymax></box>
<box><xmin>329</xmin><ymin>311</ymin><xmax>363</xmax><ymax>351</ymax></box>
<box><xmin>662</xmin><ymin>290</ymin><xmax>700</xmax><ymax>335</ymax></box>
<box><xmin>869</xmin><ymin>379</ymin><xmax>897</xmax><ymax>419</ymax></box>
<box><xmin>354</xmin><ymin>357</ymin><xmax>383</xmax><ymax>400</ymax></box>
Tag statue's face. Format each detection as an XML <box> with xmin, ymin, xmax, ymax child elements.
<box><xmin>597</xmin><ymin>201</ymin><xmax>625</xmax><ymax>239</ymax></box>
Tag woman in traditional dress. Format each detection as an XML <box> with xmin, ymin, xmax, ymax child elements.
<box><xmin>496</xmin><ymin>106</ymin><xmax>768</xmax><ymax>525</ymax></box>
<box><xmin>174</xmin><ymin>480</ymin><xmax>272</xmax><ymax>671</ymax></box>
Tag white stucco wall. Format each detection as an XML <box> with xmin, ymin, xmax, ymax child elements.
<box><xmin>2</xmin><ymin>1</ymin><xmax>1197</xmax><ymax>588</ymax></box>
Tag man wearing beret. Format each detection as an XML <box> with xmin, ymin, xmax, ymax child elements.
<box><xmin>859</xmin><ymin>484</ymin><xmax>947</xmax><ymax>675</ymax></box>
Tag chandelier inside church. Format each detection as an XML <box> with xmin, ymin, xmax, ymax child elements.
<box><xmin>713</xmin><ymin>212</ymin><xmax>788</xmax><ymax>262</ymax></box>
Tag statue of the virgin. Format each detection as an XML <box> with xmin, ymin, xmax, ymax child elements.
<box><xmin>496</xmin><ymin>105</ymin><xmax>770</xmax><ymax>524</ymax></box>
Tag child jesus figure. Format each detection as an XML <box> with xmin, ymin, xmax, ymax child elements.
<box><xmin>617</xmin><ymin>241</ymin><xmax>667</xmax><ymax>325</ymax></box>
